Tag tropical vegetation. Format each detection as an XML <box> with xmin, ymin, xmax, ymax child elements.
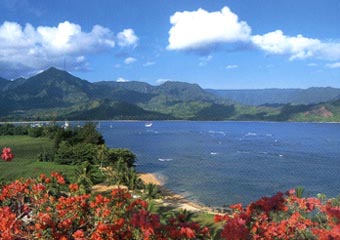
<box><xmin>1</xmin><ymin>67</ymin><xmax>340</xmax><ymax>122</ymax></box>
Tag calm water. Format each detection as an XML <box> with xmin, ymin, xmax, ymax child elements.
<box><xmin>98</xmin><ymin>121</ymin><xmax>340</xmax><ymax>207</ymax></box>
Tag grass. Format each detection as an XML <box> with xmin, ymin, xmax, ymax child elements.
<box><xmin>0</xmin><ymin>135</ymin><xmax>76</xmax><ymax>181</ymax></box>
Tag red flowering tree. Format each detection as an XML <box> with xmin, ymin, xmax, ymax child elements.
<box><xmin>1</xmin><ymin>147</ymin><xmax>14</xmax><ymax>161</ymax></box>
<box><xmin>215</xmin><ymin>189</ymin><xmax>340</xmax><ymax>239</ymax></box>
<box><xmin>0</xmin><ymin>172</ymin><xmax>211</xmax><ymax>239</ymax></box>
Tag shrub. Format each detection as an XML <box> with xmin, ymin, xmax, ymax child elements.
<box><xmin>0</xmin><ymin>173</ymin><xmax>211</xmax><ymax>239</ymax></box>
<box><xmin>107</xmin><ymin>148</ymin><xmax>136</xmax><ymax>168</ymax></box>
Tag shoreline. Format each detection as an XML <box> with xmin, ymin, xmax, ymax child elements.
<box><xmin>2</xmin><ymin>120</ymin><xmax>340</xmax><ymax>125</ymax></box>
<box><xmin>138</xmin><ymin>172</ymin><xmax>230</xmax><ymax>214</ymax></box>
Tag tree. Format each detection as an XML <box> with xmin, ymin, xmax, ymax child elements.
<box><xmin>107</xmin><ymin>148</ymin><xmax>136</xmax><ymax>168</ymax></box>
<box><xmin>75</xmin><ymin>161</ymin><xmax>104</xmax><ymax>193</ymax></box>
<box><xmin>143</xmin><ymin>183</ymin><xmax>161</xmax><ymax>200</ymax></box>
<box><xmin>72</xmin><ymin>122</ymin><xmax>104</xmax><ymax>145</ymax></box>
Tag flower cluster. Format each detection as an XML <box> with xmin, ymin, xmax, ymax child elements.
<box><xmin>1</xmin><ymin>147</ymin><xmax>14</xmax><ymax>161</ymax></box>
<box><xmin>0</xmin><ymin>173</ymin><xmax>210</xmax><ymax>239</ymax></box>
<box><xmin>215</xmin><ymin>190</ymin><xmax>340</xmax><ymax>239</ymax></box>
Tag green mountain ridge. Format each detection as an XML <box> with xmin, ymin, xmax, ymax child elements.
<box><xmin>1</xmin><ymin>67</ymin><xmax>340</xmax><ymax>122</ymax></box>
<box><xmin>207</xmin><ymin>87</ymin><xmax>340</xmax><ymax>106</ymax></box>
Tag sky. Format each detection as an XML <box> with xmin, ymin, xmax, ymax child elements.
<box><xmin>0</xmin><ymin>0</ymin><xmax>339</xmax><ymax>89</ymax></box>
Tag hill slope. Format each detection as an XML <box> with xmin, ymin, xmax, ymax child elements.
<box><xmin>0</xmin><ymin>67</ymin><xmax>235</xmax><ymax>120</ymax></box>
<box><xmin>207</xmin><ymin>87</ymin><xmax>340</xmax><ymax>106</ymax></box>
<box><xmin>1</xmin><ymin>67</ymin><xmax>340</xmax><ymax>122</ymax></box>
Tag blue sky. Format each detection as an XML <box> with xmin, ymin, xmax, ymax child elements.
<box><xmin>0</xmin><ymin>0</ymin><xmax>339</xmax><ymax>89</ymax></box>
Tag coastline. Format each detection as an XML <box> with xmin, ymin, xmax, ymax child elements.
<box><xmin>138</xmin><ymin>172</ymin><xmax>229</xmax><ymax>214</ymax></box>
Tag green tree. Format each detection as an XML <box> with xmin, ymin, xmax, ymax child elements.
<box><xmin>75</xmin><ymin>161</ymin><xmax>104</xmax><ymax>193</ymax></box>
<box><xmin>107</xmin><ymin>148</ymin><xmax>136</xmax><ymax>168</ymax></box>
<box><xmin>143</xmin><ymin>183</ymin><xmax>161</xmax><ymax>200</ymax></box>
<box><xmin>72</xmin><ymin>122</ymin><xmax>104</xmax><ymax>145</ymax></box>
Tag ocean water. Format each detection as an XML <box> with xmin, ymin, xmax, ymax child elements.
<box><xmin>99</xmin><ymin>121</ymin><xmax>340</xmax><ymax>207</ymax></box>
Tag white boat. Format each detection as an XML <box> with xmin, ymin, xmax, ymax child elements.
<box><xmin>63</xmin><ymin>121</ymin><xmax>70</xmax><ymax>129</ymax></box>
<box><xmin>145</xmin><ymin>122</ymin><xmax>153</xmax><ymax>127</ymax></box>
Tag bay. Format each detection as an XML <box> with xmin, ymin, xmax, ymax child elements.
<box><xmin>99</xmin><ymin>121</ymin><xmax>340</xmax><ymax>207</ymax></box>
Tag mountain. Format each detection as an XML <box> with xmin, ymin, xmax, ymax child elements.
<box><xmin>207</xmin><ymin>87</ymin><xmax>340</xmax><ymax>106</ymax></box>
<box><xmin>0</xmin><ymin>67</ymin><xmax>98</xmax><ymax>117</ymax></box>
<box><xmin>0</xmin><ymin>77</ymin><xmax>10</xmax><ymax>91</ymax></box>
<box><xmin>92</xmin><ymin>81</ymin><xmax>155</xmax><ymax>104</ymax></box>
<box><xmin>63</xmin><ymin>99</ymin><xmax>171</xmax><ymax>120</ymax></box>
<box><xmin>4</xmin><ymin>77</ymin><xmax>27</xmax><ymax>91</ymax></box>
<box><xmin>153</xmin><ymin>81</ymin><xmax>217</xmax><ymax>102</ymax></box>
<box><xmin>94</xmin><ymin>81</ymin><xmax>154</xmax><ymax>94</ymax></box>
<box><xmin>0</xmin><ymin>67</ymin><xmax>235</xmax><ymax>121</ymax></box>
<box><xmin>1</xmin><ymin>67</ymin><xmax>340</xmax><ymax>122</ymax></box>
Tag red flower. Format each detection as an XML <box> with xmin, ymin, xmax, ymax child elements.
<box><xmin>1</xmin><ymin>147</ymin><xmax>14</xmax><ymax>161</ymax></box>
<box><xmin>69</xmin><ymin>183</ymin><xmax>79</xmax><ymax>192</ymax></box>
<box><xmin>73</xmin><ymin>229</ymin><xmax>85</xmax><ymax>239</ymax></box>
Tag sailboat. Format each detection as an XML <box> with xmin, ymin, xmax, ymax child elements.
<box><xmin>145</xmin><ymin>122</ymin><xmax>153</xmax><ymax>128</ymax></box>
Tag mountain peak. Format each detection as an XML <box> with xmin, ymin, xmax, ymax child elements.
<box><xmin>40</xmin><ymin>67</ymin><xmax>69</xmax><ymax>76</ymax></box>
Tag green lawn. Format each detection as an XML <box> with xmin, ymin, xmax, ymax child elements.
<box><xmin>0</xmin><ymin>135</ymin><xmax>76</xmax><ymax>181</ymax></box>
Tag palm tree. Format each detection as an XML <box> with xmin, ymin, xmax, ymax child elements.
<box><xmin>75</xmin><ymin>161</ymin><xmax>95</xmax><ymax>193</ymax></box>
<box><xmin>143</xmin><ymin>183</ymin><xmax>161</xmax><ymax>200</ymax></box>
<box><xmin>174</xmin><ymin>209</ymin><xmax>195</xmax><ymax>223</ymax></box>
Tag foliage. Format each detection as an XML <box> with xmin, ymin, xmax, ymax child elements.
<box><xmin>2</xmin><ymin>67</ymin><xmax>340</xmax><ymax>121</ymax></box>
<box><xmin>1</xmin><ymin>172</ymin><xmax>340</xmax><ymax>239</ymax></box>
<box><xmin>208</xmin><ymin>87</ymin><xmax>340</xmax><ymax>106</ymax></box>
<box><xmin>0</xmin><ymin>135</ymin><xmax>76</xmax><ymax>181</ymax></box>
<box><xmin>0</xmin><ymin>173</ymin><xmax>211</xmax><ymax>239</ymax></box>
<box><xmin>192</xmin><ymin>103</ymin><xmax>235</xmax><ymax>120</ymax></box>
<box><xmin>54</xmin><ymin>142</ymin><xmax>100</xmax><ymax>165</ymax></box>
<box><xmin>107</xmin><ymin>159</ymin><xmax>144</xmax><ymax>190</ymax></box>
<box><xmin>0</xmin><ymin>124</ymin><xmax>28</xmax><ymax>136</ymax></box>
<box><xmin>143</xmin><ymin>183</ymin><xmax>162</xmax><ymax>200</ymax></box>
<box><xmin>106</xmin><ymin>148</ymin><xmax>136</xmax><ymax>168</ymax></box>
<box><xmin>215</xmin><ymin>190</ymin><xmax>340</xmax><ymax>239</ymax></box>
<box><xmin>74</xmin><ymin>161</ymin><xmax>105</xmax><ymax>193</ymax></box>
<box><xmin>72</xmin><ymin>122</ymin><xmax>104</xmax><ymax>145</ymax></box>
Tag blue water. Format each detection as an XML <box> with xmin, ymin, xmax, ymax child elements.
<box><xmin>98</xmin><ymin>121</ymin><xmax>340</xmax><ymax>207</ymax></box>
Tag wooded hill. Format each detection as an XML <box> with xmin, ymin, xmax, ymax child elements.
<box><xmin>1</xmin><ymin>67</ymin><xmax>340</xmax><ymax>122</ymax></box>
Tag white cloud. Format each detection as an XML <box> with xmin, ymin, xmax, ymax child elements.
<box><xmin>251</xmin><ymin>30</ymin><xmax>320</xmax><ymax>60</ymax></box>
<box><xmin>116</xmin><ymin>77</ymin><xmax>130</xmax><ymax>82</ymax></box>
<box><xmin>0</xmin><ymin>21</ymin><xmax>116</xmax><ymax>78</ymax></box>
<box><xmin>199</xmin><ymin>55</ymin><xmax>212</xmax><ymax>66</ymax></box>
<box><xmin>226</xmin><ymin>64</ymin><xmax>238</xmax><ymax>69</ymax></box>
<box><xmin>76</xmin><ymin>56</ymin><xmax>85</xmax><ymax>63</ymax></box>
<box><xmin>124</xmin><ymin>57</ymin><xmax>137</xmax><ymax>64</ymax></box>
<box><xmin>167</xmin><ymin>6</ymin><xmax>251</xmax><ymax>51</ymax></box>
<box><xmin>143</xmin><ymin>61</ymin><xmax>155</xmax><ymax>67</ymax></box>
<box><xmin>326</xmin><ymin>62</ymin><xmax>340</xmax><ymax>68</ymax></box>
<box><xmin>117</xmin><ymin>28</ymin><xmax>138</xmax><ymax>47</ymax></box>
<box><xmin>307</xmin><ymin>63</ymin><xmax>318</xmax><ymax>67</ymax></box>
<box><xmin>251</xmin><ymin>30</ymin><xmax>340</xmax><ymax>61</ymax></box>
<box><xmin>317</xmin><ymin>42</ymin><xmax>340</xmax><ymax>61</ymax></box>
<box><xmin>166</xmin><ymin>6</ymin><xmax>340</xmax><ymax>62</ymax></box>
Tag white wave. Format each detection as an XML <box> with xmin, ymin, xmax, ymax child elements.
<box><xmin>208</xmin><ymin>130</ymin><xmax>226</xmax><ymax>136</ymax></box>
<box><xmin>210</xmin><ymin>152</ymin><xmax>219</xmax><ymax>155</ymax></box>
<box><xmin>237</xmin><ymin>150</ymin><xmax>250</xmax><ymax>154</ymax></box>
<box><xmin>246</xmin><ymin>132</ymin><xmax>257</xmax><ymax>136</ymax></box>
<box><xmin>158</xmin><ymin>158</ymin><xmax>173</xmax><ymax>162</ymax></box>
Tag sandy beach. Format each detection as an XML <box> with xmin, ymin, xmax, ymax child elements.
<box><xmin>92</xmin><ymin>172</ymin><xmax>227</xmax><ymax>214</ymax></box>
<box><xmin>138</xmin><ymin>173</ymin><xmax>227</xmax><ymax>214</ymax></box>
